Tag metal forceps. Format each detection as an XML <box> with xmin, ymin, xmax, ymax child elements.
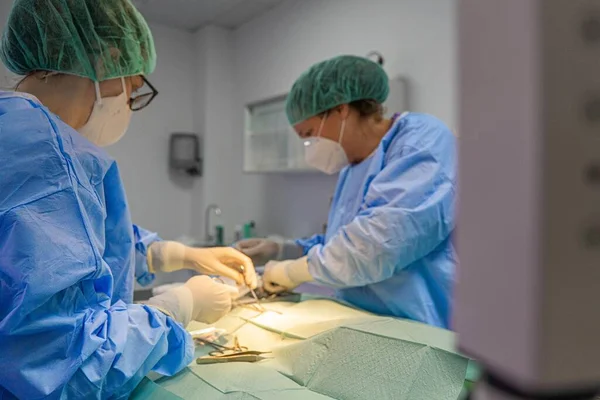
<box><xmin>195</xmin><ymin>351</ymin><xmax>271</xmax><ymax>365</ymax></box>
<box><xmin>195</xmin><ymin>336</ymin><xmax>271</xmax><ymax>365</ymax></box>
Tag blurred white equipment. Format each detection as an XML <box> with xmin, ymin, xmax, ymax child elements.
<box><xmin>456</xmin><ymin>0</ymin><xmax>600</xmax><ymax>399</ymax></box>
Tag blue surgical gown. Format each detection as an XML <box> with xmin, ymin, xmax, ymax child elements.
<box><xmin>0</xmin><ymin>92</ymin><xmax>194</xmax><ymax>399</ymax></box>
<box><xmin>297</xmin><ymin>113</ymin><xmax>457</xmax><ymax>329</ymax></box>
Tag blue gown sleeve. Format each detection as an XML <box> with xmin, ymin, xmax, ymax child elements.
<box><xmin>133</xmin><ymin>225</ymin><xmax>160</xmax><ymax>286</ymax></box>
<box><xmin>295</xmin><ymin>234</ymin><xmax>325</xmax><ymax>255</ymax></box>
<box><xmin>307</xmin><ymin>144</ymin><xmax>456</xmax><ymax>288</ymax></box>
<box><xmin>0</xmin><ymin>191</ymin><xmax>194</xmax><ymax>399</ymax></box>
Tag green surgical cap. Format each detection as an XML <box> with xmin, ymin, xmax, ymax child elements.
<box><xmin>286</xmin><ymin>55</ymin><xmax>390</xmax><ymax>125</ymax></box>
<box><xmin>0</xmin><ymin>0</ymin><xmax>156</xmax><ymax>81</ymax></box>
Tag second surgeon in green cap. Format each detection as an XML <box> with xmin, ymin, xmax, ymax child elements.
<box><xmin>237</xmin><ymin>55</ymin><xmax>457</xmax><ymax>329</ymax></box>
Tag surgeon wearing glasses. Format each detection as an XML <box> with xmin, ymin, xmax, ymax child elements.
<box><xmin>0</xmin><ymin>0</ymin><xmax>256</xmax><ymax>398</ymax></box>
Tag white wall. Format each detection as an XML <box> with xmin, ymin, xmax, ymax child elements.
<box><xmin>235</xmin><ymin>0</ymin><xmax>457</xmax><ymax>127</ymax></box>
<box><xmin>107</xmin><ymin>24</ymin><xmax>198</xmax><ymax>241</ymax></box>
<box><xmin>191</xmin><ymin>26</ymin><xmax>243</xmax><ymax>242</ymax></box>
<box><xmin>193</xmin><ymin>0</ymin><xmax>457</xmax><ymax>240</ymax></box>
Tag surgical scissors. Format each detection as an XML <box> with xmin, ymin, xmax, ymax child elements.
<box><xmin>195</xmin><ymin>335</ymin><xmax>248</xmax><ymax>356</ymax></box>
<box><xmin>194</xmin><ymin>336</ymin><xmax>271</xmax><ymax>364</ymax></box>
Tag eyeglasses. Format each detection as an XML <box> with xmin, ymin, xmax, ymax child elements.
<box><xmin>130</xmin><ymin>76</ymin><xmax>158</xmax><ymax>111</ymax></box>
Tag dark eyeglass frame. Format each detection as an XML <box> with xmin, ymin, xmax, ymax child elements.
<box><xmin>130</xmin><ymin>76</ymin><xmax>158</xmax><ymax>112</ymax></box>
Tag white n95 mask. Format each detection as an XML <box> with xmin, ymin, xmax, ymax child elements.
<box><xmin>304</xmin><ymin>113</ymin><xmax>349</xmax><ymax>175</ymax></box>
<box><xmin>79</xmin><ymin>77</ymin><xmax>132</xmax><ymax>147</ymax></box>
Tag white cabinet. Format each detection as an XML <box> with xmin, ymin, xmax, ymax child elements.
<box><xmin>243</xmin><ymin>77</ymin><xmax>409</xmax><ymax>173</ymax></box>
<box><xmin>243</xmin><ymin>95</ymin><xmax>313</xmax><ymax>173</ymax></box>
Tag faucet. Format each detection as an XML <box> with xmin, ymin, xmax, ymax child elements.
<box><xmin>204</xmin><ymin>204</ymin><xmax>222</xmax><ymax>244</ymax></box>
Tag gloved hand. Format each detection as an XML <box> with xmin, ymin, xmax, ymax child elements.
<box><xmin>148</xmin><ymin>242</ymin><xmax>257</xmax><ymax>289</ymax></box>
<box><xmin>263</xmin><ymin>256</ymin><xmax>313</xmax><ymax>294</ymax></box>
<box><xmin>184</xmin><ymin>276</ymin><xmax>239</xmax><ymax>323</ymax></box>
<box><xmin>235</xmin><ymin>238</ymin><xmax>304</xmax><ymax>266</ymax></box>
<box><xmin>235</xmin><ymin>238</ymin><xmax>280</xmax><ymax>266</ymax></box>
<box><xmin>147</xmin><ymin>276</ymin><xmax>239</xmax><ymax>326</ymax></box>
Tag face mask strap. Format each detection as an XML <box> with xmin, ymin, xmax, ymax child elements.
<box><xmin>93</xmin><ymin>81</ymin><xmax>102</xmax><ymax>106</ymax></box>
<box><xmin>316</xmin><ymin>112</ymin><xmax>328</xmax><ymax>138</ymax></box>
<box><xmin>93</xmin><ymin>77</ymin><xmax>126</xmax><ymax>107</ymax></box>
<box><xmin>339</xmin><ymin>118</ymin><xmax>346</xmax><ymax>145</ymax></box>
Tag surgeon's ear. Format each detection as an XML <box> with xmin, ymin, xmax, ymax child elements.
<box><xmin>336</xmin><ymin>104</ymin><xmax>351</xmax><ymax>120</ymax></box>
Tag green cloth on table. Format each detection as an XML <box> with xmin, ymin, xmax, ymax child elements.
<box><xmin>133</xmin><ymin>299</ymin><xmax>472</xmax><ymax>400</ymax></box>
<box><xmin>271</xmin><ymin>320</ymin><xmax>468</xmax><ymax>400</ymax></box>
<box><xmin>156</xmin><ymin>364</ymin><xmax>332</xmax><ymax>399</ymax></box>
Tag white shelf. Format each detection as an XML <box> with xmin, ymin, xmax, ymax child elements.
<box><xmin>243</xmin><ymin>94</ymin><xmax>316</xmax><ymax>173</ymax></box>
